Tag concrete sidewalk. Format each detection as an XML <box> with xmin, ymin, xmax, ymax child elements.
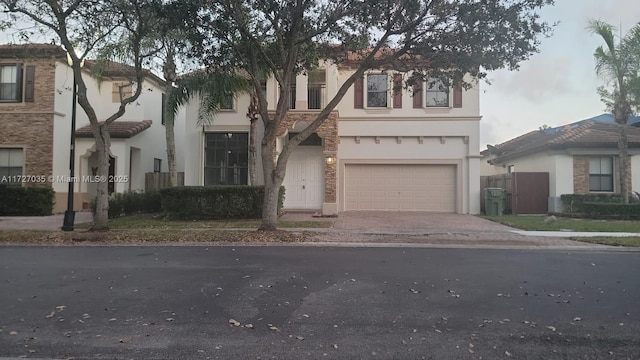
<box><xmin>0</xmin><ymin>211</ymin><xmax>637</xmax><ymax>249</ymax></box>
<box><xmin>0</xmin><ymin>212</ymin><xmax>93</xmax><ymax>231</ymax></box>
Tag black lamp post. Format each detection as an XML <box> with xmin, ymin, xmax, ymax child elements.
<box><xmin>62</xmin><ymin>64</ymin><xmax>78</xmax><ymax>231</ymax></box>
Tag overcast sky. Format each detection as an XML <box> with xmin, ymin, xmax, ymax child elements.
<box><xmin>480</xmin><ymin>0</ymin><xmax>640</xmax><ymax>149</ymax></box>
<box><xmin>2</xmin><ymin>1</ymin><xmax>638</xmax><ymax>151</ymax></box>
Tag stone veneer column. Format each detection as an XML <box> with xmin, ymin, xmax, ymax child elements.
<box><xmin>317</xmin><ymin>113</ymin><xmax>338</xmax><ymax>216</ymax></box>
<box><xmin>277</xmin><ymin>111</ymin><xmax>339</xmax><ymax>215</ymax></box>
<box><xmin>573</xmin><ymin>156</ymin><xmax>589</xmax><ymax>194</ymax></box>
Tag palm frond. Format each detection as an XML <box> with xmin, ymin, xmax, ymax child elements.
<box><xmin>165</xmin><ymin>71</ymin><xmax>251</xmax><ymax>125</ymax></box>
<box><xmin>588</xmin><ymin>20</ymin><xmax>618</xmax><ymax>54</ymax></box>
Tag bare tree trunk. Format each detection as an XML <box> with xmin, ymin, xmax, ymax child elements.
<box><xmin>249</xmin><ymin>117</ymin><xmax>257</xmax><ymax>185</ymax></box>
<box><xmin>164</xmin><ymin>85</ymin><xmax>178</xmax><ymax>187</ymax></box>
<box><xmin>259</xmin><ymin>138</ymin><xmax>284</xmax><ymax>231</ymax></box>
<box><xmin>260</xmin><ymin>175</ymin><xmax>283</xmax><ymax>230</ymax></box>
<box><xmin>618</xmin><ymin>122</ymin><xmax>630</xmax><ymax>203</ymax></box>
<box><xmin>163</xmin><ymin>48</ymin><xmax>178</xmax><ymax>187</ymax></box>
<box><xmin>165</xmin><ymin>117</ymin><xmax>177</xmax><ymax>187</ymax></box>
<box><xmin>92</xmin><ymin>125</ymin><xmax>112</xmax><ymax>230</ymax></box>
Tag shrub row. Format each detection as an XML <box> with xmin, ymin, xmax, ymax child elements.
<box><xmin>582</xmin><ymin>202</ymin><xmax>640</xmax><ymax>218</ymax></box>
<box><xmin>561</xmin><ymin>194</ymin><xmax>624</xmax><ymax>214</ymax></box>
<box><xmin>159</xmin><ymin>185</ymin><xmax>285</xmax><ymax>220</ymax></box>
<box><xmin>0</xmin><ymin>186</ymin><xmax>55</xmax><ymax>216</ymax></box>
<box><xmin>107</xmin><ymin>191</ymin><xmax>162</xmax><ymax>219</ymax></box>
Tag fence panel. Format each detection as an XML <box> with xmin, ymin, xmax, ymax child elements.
<box><xmin>145</xmin><ymin>172</ymin><xmax>184</xmax><ymax>191</ymax></box>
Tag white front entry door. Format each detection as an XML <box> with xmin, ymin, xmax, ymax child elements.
<box><xmin>283</xmin><ymin>147</ymin><xmax>324</xmax><ymax>209</ymax></box>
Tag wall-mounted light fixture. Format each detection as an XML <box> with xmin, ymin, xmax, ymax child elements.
<box><xmin>325</xmin><ymin>155</ymin><xmax>336</xmax><ymax>165</ymax></box>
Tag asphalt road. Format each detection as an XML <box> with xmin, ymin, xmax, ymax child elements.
<box><xmin>0</xmin><ymin>246</ymin><xmax>638</xmax><ymax>359</ymax></box>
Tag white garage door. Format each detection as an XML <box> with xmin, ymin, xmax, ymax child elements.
<box><xmin>344</xmin><ymin>164</ymin><xmax>456</xmax><ymax>212</ymax></box>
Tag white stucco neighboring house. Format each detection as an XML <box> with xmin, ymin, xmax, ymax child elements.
<box><xmin>0</xmin><ymin>43</ymin><xmax>183</xmax><ymax>213</ymax></box>
<box><xmin>182</xmin><ymin>60</ymin><xmax>482</xmax><ymax>215</ymax></box>
<box><xmin>482</xmin><ymin>114</ymin><xmax>640</xmax><ymax>213</ymax></box>
<box><xmin>71</xmin><ymin>60</ymin><xmax>185</xmax><ymax>211</ymax></box>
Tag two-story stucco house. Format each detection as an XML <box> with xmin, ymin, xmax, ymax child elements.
<box><xmin>0</xmin><ymin>43</ymin><xmax>183</xmax><ymax>213</ymax></box>
<box><xmin>183</xmin><ymin>60</ymin><xmax>481</xmax><ymax>215</ymax></box>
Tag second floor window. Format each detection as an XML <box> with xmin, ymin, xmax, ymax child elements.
<box><xmin>112</xmin><ymin>81</ymin><xmax>133</xmax><ymax>102</ymax></box>
<box><xmin>425</xmin><ymin>77</ymin><xmax>449</xmax><ymax>107</ymax></box>
<box><xmin>307</xmin><ymin>69</ymin><xmax>326</xmax><ymax>110</ymax></box>
<box><xmin>220</xmin><ymin>94</ymin><xmax>234</xmax><ymax>110</ymax></box>
<box><xmin>0</xmin><ymin>64</ymin><xmax>21</xmax><ymax>102</ymax></box>
<box><xmin>367</xmin><ymin>73</ymin><xmax>388</xmax><ymax>108</ymax></box>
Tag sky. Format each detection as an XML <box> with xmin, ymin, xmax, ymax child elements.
<box><xmin>480</xmin><ymin>0</ymin><xmax>640</xmax><ymax>149</ymax></box>
<box><xmin>2</xmin><ymin>0</ymin><xmax>638</xmax><ymax>151</ymax></box>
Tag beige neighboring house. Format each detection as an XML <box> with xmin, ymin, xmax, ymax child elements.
<box><xmin>0</xmin><ymin>43</ymin><xmax>183</xmax><ymax>213</ymax></box>
<box><xmin>183</xmin><ymin>61</ymin><xmax>482</xmax><ymax>215</ymax></box>
<box><xmin>482</xmin><ymin>116</ymin><xmax>640</xmax><ymax>213</ymax></box>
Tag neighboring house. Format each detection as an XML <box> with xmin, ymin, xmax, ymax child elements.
<box><xmin>0</xmin><ymin>43</ymin><xmax>183</xmax><ymax>213</ymax></box>
<box><xmin>482</xmin><ymin>114</ymin><xmax>640</xmax><ymax>213</ymax></box>
<box><xmin>183</xmin><ymin>61</ymin><xmax>481</xmax><ymax>215</ymax></box>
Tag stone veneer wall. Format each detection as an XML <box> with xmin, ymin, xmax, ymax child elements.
<box><xmin>0</xmin><ymin>58</ymin><xmax>57</xmax><ymax>187</ymax></box>
<box><xmin>573</xmin><ymin>156</ymin><xmax>589</xmax><ymax>194</ymax></box>
<box><xmin>277</xmin><ymin>111</ymin><xmax>339</xmax><ymax>203</ymax></box>
<box><xmin>573</xmin><ymin>155</ymin><xmax>632</xmax><ymax>196</ymax></box>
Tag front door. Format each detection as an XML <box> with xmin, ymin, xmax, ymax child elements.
<box><xmin>283</xmin><ymin>147</ymin><xmax>324</xmax><ymax>209</ymax></box>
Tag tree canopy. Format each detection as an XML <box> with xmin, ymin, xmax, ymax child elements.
<box><xmin>163</xmin><ymin>0</ymin><xmax>555</xmax><ymax>229</ymax></box>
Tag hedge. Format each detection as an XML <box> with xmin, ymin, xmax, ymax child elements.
<box><xmin>0</xmin><ymin>186</ymin><xmax>55</xmax><ymax>216</ymax></box>
<box><xmin>561</xmin><ymin>194</ymin><xmax>624</xmax><ymax>214</ymax></box>
<box><xmin>582</xmin><ymin>202</ymin><xmax>640</xmax><ymax>218</ymax></box>
<box><xmin>160</xmin><ymin>185</ymin><xmax>285</xmax><ymax>220</ymax></box>
<box><xmin>106</xmin><ymin>191</ymin><xmax>162</xmax><ymax>219</ymax></box>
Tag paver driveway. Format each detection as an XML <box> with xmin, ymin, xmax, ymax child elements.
<box><xmin>332</xmin><ymin>211</ymin><xmax>516</xmax><ymax>233</ymax></box>
<box><xmin>312</xmin><ymin>211</ymin><xmax>601</xmax><ymax>248</ymax></box>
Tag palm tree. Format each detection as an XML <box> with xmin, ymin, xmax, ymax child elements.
<box><xmin>164</xmin><ymin>68</ymin><xmax>253</xmax><ymax>182</ymax></box>
<box><xmin>589</xmin><ymin>20</ymin><xmax>640</xmax><ymax>203</ymax></box>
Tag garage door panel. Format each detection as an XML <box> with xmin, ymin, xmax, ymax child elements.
<box><xmin>345</xmin><ymin>164</ymin><xmax>456</xmax><ymax>212</ymax></box>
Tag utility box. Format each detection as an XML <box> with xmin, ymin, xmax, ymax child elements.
<box><xmin>484</xmin><ymin>188</ymin><xmax>505</xmax><ymax>216</ymax></box>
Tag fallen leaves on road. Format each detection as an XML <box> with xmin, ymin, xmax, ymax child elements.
<box><xmin>0</xmin><ymin>229</ymin><xmax>316</xmax><ymax>245</ymax></box>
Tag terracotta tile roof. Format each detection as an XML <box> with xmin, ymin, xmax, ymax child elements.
<box><xmin>489</xmin><ymin>120</ymin><xmax>640</xmax><ymax>164</ymax></box>
<box><xmin>0</xmin><ymin>43</ymin><xmax>165</xmax><ymax>86</ymax></box>
<box><xmin>0</xmin><ymin>43</ymin><xmax>66</xmax><ymax>59</ymax></box>
<box><xmin>75</xmin><ymin>120</ymin><xmax>152</xmax><ymax>139</ymax></box>
<box><xmin>83</xmin><ymin>60</ymin><xmax>166</xmax><ymax>87</ymax></box>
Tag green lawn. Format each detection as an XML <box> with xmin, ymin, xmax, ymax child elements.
<box><xmin>75</xmin><ymin>213</ymin><xmax>334</xmax><ymax>230</ymax></box>
<box><xmin>571</xmin><ymin>236</ymin><xmax>640</xmax><ymax>247</ymax></box>
<box><xmin>483</xmin><ymin>214</ymin><xmax>640</xmax><ymax>247</ymax></box>
<box><xmin>483</xmin><ymin>214</ymin><xmax>640</xmax><ymax>232</ymax></box>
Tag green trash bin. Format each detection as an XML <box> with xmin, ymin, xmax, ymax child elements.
<box><xmin>484</xmin><ymin>188</ymin><xmax>505</xmax><ymax>216</ymax></box>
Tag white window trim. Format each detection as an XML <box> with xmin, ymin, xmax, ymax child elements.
<box><xmin>0</xmin><ymin>63</ymin><xmax>22</xmax><ymax>102</ymax></box>
<box><xmin>588</xmin><ymin>156</ymin><xmax>615</xmax><ymax>193</ymax></box>
<box><xmin>364</xmin><ymin>72</ymin><xmax>391</xmax><ymax>109</ymax></box>
<box><xmin>218</xmin><ymin>95</ymin><xmax>237</xmax><ymax>112</ymax></box>
<box><xmin>424</xmin><ymin>77</ymin><xmax>451</xmax><ymax>109</ymax></box>
<box><xmin>0</xmin><ymin>147</ymin><xmax>24</xmax><ymax>186</ymax></box>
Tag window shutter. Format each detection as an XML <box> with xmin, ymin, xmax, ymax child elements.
<box><xmin>393</xmin><ymin>74</ymin><xmax>403</xmax><ymax>108</ymax></box>
<box><xmin>24</xmin><ymin>65</ymin><xmax>35</xmax><ymax>102</ymax></box>
<box><xmin>453</xmin><ymin>84</ymin><xmax>463</xmax><ymax>108</ymax></box>
<box><xmin>354</xmin><ymin>76</ymin><xmax>363</xmax><ymax>109</ymax></box>
<box><xmin>412</xmin><ymin>81</ymin><xmax>423</xmax><ymax>108</ymax></box>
